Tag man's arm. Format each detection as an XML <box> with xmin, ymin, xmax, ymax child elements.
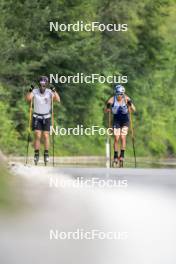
<box><xmin>50</xmin><ymin>87</ymin><xmax>60</xmax><ymax>102</ymax></box>
<box><xmin>53</xmin><ymin>92</ymin><xmax>60</xmax><ymax>102</ymax></box>
<box><xmin>26</xmin><ymin>85</ymin><xmax>34</xmax><ymax>102</ymax></box>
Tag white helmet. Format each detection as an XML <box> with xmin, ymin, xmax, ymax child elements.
<box><xmin>114</xmin><ymin>84</ymin><xmax>125</xmax><ymax>95</ymax></box>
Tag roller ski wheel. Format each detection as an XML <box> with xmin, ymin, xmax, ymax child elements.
<box><xmin>34</xmin><ymin>153</ymin><xmax>39</xmax><ymax>166</ymax></box>
<box><xmin>112</xmin><ymin>158</ymin><xmax>118</xmax><ymax>168</ymax></box>
<box><xmin>44</xmin><ymin>152</ymin><xmax>49</xmax><ymax>166</ymax></box>
<box><xmin>119</xmin><ymin>157</ymin><xmax>124</xmax><ymax>168</ymax></box>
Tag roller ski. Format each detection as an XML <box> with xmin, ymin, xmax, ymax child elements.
<box><xmin>112</xmin><ymin>158</ymin><xmax>118</xmax><ymax>168</ymax></box>
<box><xmin>34</xmin><ymin>150</ymin><xmax>39</xmax><ymax>166</ymax></box>
<box><xmin>119</xmin><ymin>156</ymin><xmax>124</xmax><ymax>168</ymax></box>
<box><xmin>112</xmin><ymin>151</ymin><xmax>119</xmax><ymax>168</ymax></box>
<box><xmin>44</xmin><ymin>150</ymin><xmax>49</xmax><ymax>166</ymax></box>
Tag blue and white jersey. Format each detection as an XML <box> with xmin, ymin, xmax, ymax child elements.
<box><xmin>32</xmin><ymin>88</ymin><xmax>52</xmax><ymax>115</ymax></box>
<box><xmin>112</xmin><ymin>95</ymin><xmax>128</xmax><ymax>115</ymax></box>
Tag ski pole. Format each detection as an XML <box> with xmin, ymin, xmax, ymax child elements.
<box><xmin>106</xmin><ymin>110</ymin><xmax>112</xmax><ymax>168</ymax></box>
<box><xmin>108</xmin><ymin>110</ymin><xmax>112</xmax><ymax>167</ymax></box>
<box><xmin>129</xmin><ymin>109</ymin><xmax>137</xmax><ymax>168</ymax></box>
<box><xmin>51</xmin><ymin>95</ymin><xmax>55</xmax><ymax>167</ymax></box>
<box><xmin>25</xmin><ymin>98</ymin><xmax>33</xmax><ymax>165</ymax></box>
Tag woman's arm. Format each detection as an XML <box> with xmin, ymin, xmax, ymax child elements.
<box><xmin>126</xmin><ymin>96</ymin><xmax>136</xmax><ymax>112</ymax></box>
<box><xmin>104</xmin><ymin>96</ymin><xmax>113</xmax><ymax>112</ymax></box>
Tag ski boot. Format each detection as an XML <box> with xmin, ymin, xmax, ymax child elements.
<box><xmin>112</xmin><ymin>158</ymin><xmax>119</xmax><ymax>168</ymax></box>
<box><xmin>119</xmin><ymin>156</ymin><xmax>124</xmax><ymax>168</ymax></box>
<box><xmin>44</xmin><ymin>150</ymin><xmax>49</xmax><ymax>166</ymax></box>
<box><xmin>34</xmin><ymin>150</ymin><xmax>39</xmax><ymax>166</ymax></box>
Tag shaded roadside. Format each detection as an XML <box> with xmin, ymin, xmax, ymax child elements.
<box><xmin>0</xmin><ymin>152</ymin><xmax>25</xmax><ymax>211</ymax></box>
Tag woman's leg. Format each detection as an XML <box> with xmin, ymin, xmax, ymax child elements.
<box><xmin>120</xmin><ymin>126</ymin><xmax>129</xmax><ymax>159</ymax></box>
<box><xmin>120</xmin><ymin>135</ymin><xmax>127</xmax><ymax>150</ymax></box>
<box><xmin>114</xmin><ymin>128</ymin><xmax>121</xmax><ymax>160</ymax></box>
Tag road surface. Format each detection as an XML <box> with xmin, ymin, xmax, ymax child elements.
<box><xmin>0</xmin><ymin>164</ymin><xmax>176</xmax><ymax>264</ymax></box>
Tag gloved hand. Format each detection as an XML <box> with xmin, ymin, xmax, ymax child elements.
<box><xmin>105</xmin><ymin>103</ymin><xmax>111</xmax><ymax>113</ymax></box>
<box><xmin>29</xmin><ymin>85</ymin><xmax>34</xmax><ymax>93</ymax></box>
<box><xmin>127</xmin><ymin>100</ymin><xmax>132</xmax><ymax>107</ymax></box>
<box><xmin>50</xmin><ymin>86</ymin><xmax>56</xmax><ymax>93</ymax></box>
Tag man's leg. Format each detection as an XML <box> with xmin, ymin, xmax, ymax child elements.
<box><xmin>43</xmin><ymin>131</ymin><xmax>50</xmax><ymax>163</ymax></box>
<box><xmin>34</xmin><ymin>130</ymin><xmax>42</xmax><ymax>163</ymax></box>
<box><xmin>34</xmin><ymin>130</ymin><xmax>42</xmax><ymax>150</ymax></box>
<box><xmin>43</xmin><ymin>131</ymin><xmax>50</xmax><ymax>150</ymax></box>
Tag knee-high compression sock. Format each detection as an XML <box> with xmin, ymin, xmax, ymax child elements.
<box><xmin>44</xmin><ymin>150</ymin><xmax>49</xmax><ymax>155</ymax></box>
<box><xmin>114</xmin><ymin>151</ymin><xmax>118</xmax><ymax>159</ymax></box>
<box><xmin>120</xmin><ymin>149</ymin><xmax>125</xmax><ymax>158</ymax></box>
<box><xmin>34</xmin><ymin>149</ymin><xmax>39</xmax><ymax>155</ymax></box>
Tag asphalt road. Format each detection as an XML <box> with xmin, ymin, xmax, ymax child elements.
<box><xmin>0</xmin><ymin>165</ymin><xmax>176</xmax><ymax>264</ymax></box>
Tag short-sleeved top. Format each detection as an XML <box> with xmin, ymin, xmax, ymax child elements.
<box><xmin>32</xmin><ymin>88</ymin><xmax>52</xmax><ymax>114</ymax></box>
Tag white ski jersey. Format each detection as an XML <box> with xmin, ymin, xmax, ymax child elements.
<box><xmin>32</xmin><ymin>88</ymin><xmax>52</xmax><ymax>114</ymax></box>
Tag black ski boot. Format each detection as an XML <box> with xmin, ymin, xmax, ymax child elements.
<box><xmin>44</xmin><ymin>150</ymin><xmax>49</xmax><ymax>166</ymax></box>
<box><xmin>34</xmin><ymin>150</ymin><xmax>39</xmax><ymax>166</ymax></box>
<box><xmin>112</xmin><ymin>158</ymin><xmax>118</xmax><ymax>168</ymax></box>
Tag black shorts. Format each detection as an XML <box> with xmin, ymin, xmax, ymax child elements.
<box><xmin>113</xmin><ymin>120</ymin><xmax>130</xmax><ymax>129</ymax></box>
<box><xmin>113</xmin><ymin>114</ymin><xmax>130</xmax><ymax>129</ymax></box>
<box><xmin>32</xmin><ymin>117</ymin><xmax>51</xmax><ymax>132</ymax></box>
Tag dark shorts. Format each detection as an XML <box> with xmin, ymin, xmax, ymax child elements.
<box><xmin>113</xmin><ymin>114</ymin><xmax>130</xmax><ymax>129</ymax></box>
<box><xmin>113</xmin><ymin>120</ymin><xmax>130</xmax><ymax>129</ymax></box>
<box><xmin>32</xmin><ymin>117</ymin><xmax>51</xmax><ymax>132</ymax></box>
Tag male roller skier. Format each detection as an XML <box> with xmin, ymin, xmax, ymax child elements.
<box><xmin>26</xmin><ymin>76</ymin><xmax>60</xmax><ymax>165</ymax></box>
<box><xmin>105</xmin><ymin>85</ymin><xmax>136</xmax><ymax>166</ymax></box>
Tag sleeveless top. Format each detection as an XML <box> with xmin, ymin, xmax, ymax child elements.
<box><xmin>32</xmin><ymin>88</ymin><xmax>52</xmax><ymax>115</ymax></box>
<box><xmin>112</xmin><ymin>95</ymin><xmax>128</xmax><ymax>115</ymax></box>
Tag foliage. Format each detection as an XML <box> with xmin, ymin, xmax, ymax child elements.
<box><xmin>0</xmin><ymin>0</ymin><xmax>175</xmax><ymax>157</ymax></box>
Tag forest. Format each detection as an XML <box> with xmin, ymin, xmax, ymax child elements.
<box><xmin>0</xmin><ymin>0</ymin><xmax>176</xmax><ymax>157</ymax></box>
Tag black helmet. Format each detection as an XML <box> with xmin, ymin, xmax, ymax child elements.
<box><xmin>38</xmin><ymin>76</ymin><xmax>48</xmax><ymax>94</ymax></box>
<box><xmin>39</xmin><ymin>76</ymin><xmax>49</xmax><ymax>85</ymax></box>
